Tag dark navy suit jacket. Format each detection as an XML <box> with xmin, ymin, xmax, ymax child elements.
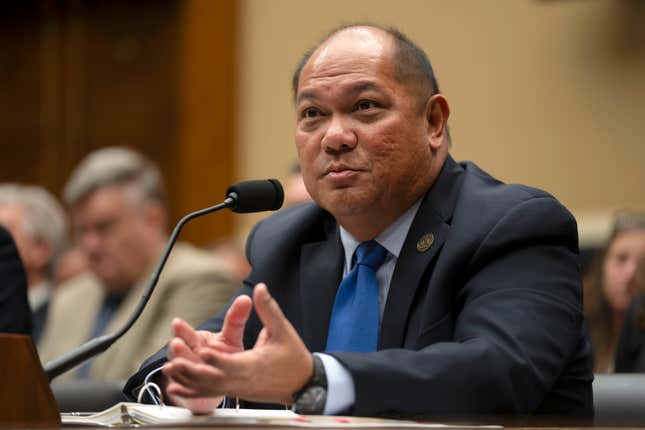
<box><xmin>125</xmin><ymin>156</ymin><xmax>593</xmax><ymax>417</ymax></box>
<box><xmin>0</xmin><ymin>225</ymin><xmax>31</xmax><ymax>335</ymax></box>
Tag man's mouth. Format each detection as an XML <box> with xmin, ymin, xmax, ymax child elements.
<box><xmin>323</xmin><ymin>164</ymin><xmax>361</xmax><ymax>181</ymax></box>
<box><xmin>325</xmin><ymin>163</ymin><xmax>358</xmax><ymax>174</ymax></box>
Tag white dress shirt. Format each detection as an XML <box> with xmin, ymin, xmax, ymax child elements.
<box><xmin>317</xmin><ymin>199</ymin><xmax>422</xmax><ymax>415</ymax></box>
<box><xmin>28</xmin><ymin>281</ymin><xmax>50</xmax><ymax>312</ymax></box>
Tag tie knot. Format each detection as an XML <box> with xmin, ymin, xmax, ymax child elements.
<box><xmin>354</xmin><ymin>240</ymin><xmax>387</xmax><ymax>270</ymax></box>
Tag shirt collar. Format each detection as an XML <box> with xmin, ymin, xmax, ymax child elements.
<box><xmin>339</xmin><ymin>198</ymin><xmax>423</xmax><ymax>272</ymax></box>
<box><xmin>28</xmin><ymin>281</ymin><xmax>50</xmax><ymax>310</ymax></box>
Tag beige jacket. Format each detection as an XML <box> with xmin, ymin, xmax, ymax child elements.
<box><xmin>38</xmin><ymin>242</ymin><xmax>236</xmax><ymax>382</ymax></box>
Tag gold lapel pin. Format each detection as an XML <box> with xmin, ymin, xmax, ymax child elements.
<box><xmin>416</xmin><ymin>233</ymin><xmax>435</xmax><ymax>252</ymax></box>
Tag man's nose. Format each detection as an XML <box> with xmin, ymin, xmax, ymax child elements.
<box><xmin>625</xmin><ymin>258</ymin><xmax>639</xmax><ymax>283</ymax></box>
<box><xmin>79</xmin><ymin>230</ymin><xmax>102</xmax><ymax>253</ymax></box>
<box><xmin>321</xmin><ymin>116</ymin><xmax>357</xmax><ymax>154</ymax></box>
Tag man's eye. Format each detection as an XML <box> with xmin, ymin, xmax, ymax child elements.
<box><xmin>356</xmin><ymin>100</ymin><xmax>378</xmax><ymax>111</ymax></box>
<box><xmin>615</xmin><ymin>253</ymin><xmax>629</xmax><ymax>265</ymax></box>
<box><xmin>94</xmin><ymin>219</ymin><xmax>116</xmax><ymax>235</ymax></box>
<box><xmin>302</xmin><ymin>108</ymin><xmax>322</xmax><ymax>118</ymax></box>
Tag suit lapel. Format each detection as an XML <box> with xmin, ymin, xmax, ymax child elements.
<box><xmin>379</xmin><ymin>156</ymin><xmax>464</xmax><ymax>349</ymax></box>
<box><xmin>299</xmin><ymin>219</ymin><xmax>343</xmax><ymax>353</ymax></box>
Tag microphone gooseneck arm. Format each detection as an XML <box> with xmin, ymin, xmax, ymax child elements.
<box><xmin>44</xmin><ymin>197</ymin><xmax>235</xmax><ymax>381</ymax></box>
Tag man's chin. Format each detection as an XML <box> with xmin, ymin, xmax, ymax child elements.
<box><xmin>319</xmin><ymin>194</ymin><xmax>374</xmax><ymax>218</ymax></box>
<box><xmin>94</xmin><ymin>269</ymin><xmax>130</xmax><ymax>293</ymax></box>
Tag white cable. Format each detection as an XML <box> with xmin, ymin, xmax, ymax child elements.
<box><xmin>138</xmin><ymin>365</ymin><xmax>165</xmax><ymax>405</ymax></box>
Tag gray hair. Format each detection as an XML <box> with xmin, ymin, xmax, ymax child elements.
<box><xmin>0</xmin><ymin>184</ymin><xmax>69</xmax><ymax>266</ymax></box>
<box><xmin>63</xmin><ymin>147</ymin><xmax>165</xmax><ymax>207</ymax></box>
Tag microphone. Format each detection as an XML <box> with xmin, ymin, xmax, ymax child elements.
<box><xmin>227</xmin><ymin>179</ymin><xmax>283</xmax><ymax>213</ymax></box>
<box><xmin>44</xmin><ymin>179</ymin><xmax>284</xmax><ymax>381</ymax></box>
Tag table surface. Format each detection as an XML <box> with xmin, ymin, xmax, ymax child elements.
<box><xmin>51</xmin><ymin>426</ymin><xmax>645</xmax><ymax>430</ymax></box>
<box><xmin>51</xmin><ymin>416</ymin><xmax>633</xmax><ymax>430</ymax></box>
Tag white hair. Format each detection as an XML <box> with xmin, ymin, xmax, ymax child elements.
<box><xmin>63</xmin><ymin>147</ymin><xmax>165</xmax><ymax>206</ymax></box>
<box><xmin>0</xmin><ymin>184</ymin><xmax>69</xmax><ymax>266</ymax></box>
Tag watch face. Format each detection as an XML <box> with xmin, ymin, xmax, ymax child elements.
<box><xmin>295</xmin><ymin>386</ymin><xmax>327</xmax><ymax>415</ymax></box>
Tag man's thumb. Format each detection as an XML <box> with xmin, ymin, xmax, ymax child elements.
<box><xmin>253</xmin><ymin>283</ymin><xmax>287</xmax><ymax>338</ymax></box>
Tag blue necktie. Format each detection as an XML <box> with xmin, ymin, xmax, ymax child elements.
<box><xmin>326</xmin><ymin>241</ymin><xmax>388</xmax><ymax>352</ymax></box>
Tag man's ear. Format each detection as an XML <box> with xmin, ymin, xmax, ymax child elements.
<box><xmin>425</xmin><ymin>94</ymin><xmax>450</xmax><ymax>150</ymax></box>
<box><xmin>31</xmin><ymin>239</ymin><xmax>52</xmax><ymax>272</ymax></box>
<box><xmin>143</xmin><ymin>201</ymin><xmax>168</xmax><ymax>231</ymax></box>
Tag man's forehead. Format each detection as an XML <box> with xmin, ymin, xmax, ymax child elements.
<box><xmin>311</xmin><ymin>27</ymin><xmax>391</xmax><ymax>67</ymax></box>
<box><xmin>297</xmin><ymin>81</ymin><xmax>385</xmax><ymax>104</ymax></box>
<box><xmin>75</xmin><ymin>185</ymin><xmax>129</xmax><ymax>212</ymax></box>
<box><xmin>298</xmin><ymin>27</ymin><xmax>395</xmax><ymax>94</ymax></box>
<box><xmin>0</xmin><ymin>203</ymin><xmax>26</xmax><ymax>223</ymax></box>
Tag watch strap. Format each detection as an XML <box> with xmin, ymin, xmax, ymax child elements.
<box><xmin>292</xmin><ymin>354</ymin><xmax>327</xmax><ymax>414</ymax></box>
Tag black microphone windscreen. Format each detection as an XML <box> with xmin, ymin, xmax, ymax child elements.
<box><xmin>226</xmin><ymin>179</ymin><xmax>284</xmax><ymax>213</ymax></box>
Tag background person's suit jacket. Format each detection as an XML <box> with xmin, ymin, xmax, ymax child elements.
<box><xmin>125</xmin><ymin>156</ymin><xmax>593</xmax><ymax>417</ymax></box>
<box><xmin>39</xmin><ymin>243</ymin><xmax>236</xmax><ymax>382</ymax></box>
<box><xmin>0</xmin><ymin>225</ymin><xmax>31</xmax><ymax>335</ymax></box>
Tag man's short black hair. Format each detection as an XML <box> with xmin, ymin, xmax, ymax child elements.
<box><xmin>291</xmin><ymin>23</ymin><xmax>441</xmax><ymax>106</ymax></box>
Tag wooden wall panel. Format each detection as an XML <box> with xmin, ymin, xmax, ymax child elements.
<box><xmin>0</xmin><ymin>2</ymin><xmax>44</xmax><ymax>187</ymax></box>
<box><xmin>173</xmin><ymin>0</ymin><xmax>237</xmax><ymax>243</ymax></box>
<box><xmin>0</xmin><ymin>0</ymin><xmax>237</xmax><ymax>245</ymax></box>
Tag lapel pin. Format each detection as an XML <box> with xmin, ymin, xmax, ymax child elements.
<box><xmin>416</xmin><ymin>233</ymin><xmax>435</xmax><ymax>252</ymax></box>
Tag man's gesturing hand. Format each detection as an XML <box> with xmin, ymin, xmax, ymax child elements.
<box><xmin>162</xmin><ymin>293</ymin><xmax>252</xmax><ymax>413</ymax></box>
<box><xmin>164</xmin><ymin>283</ymin><xmax>314</xmax><ymax>406</ymax></box>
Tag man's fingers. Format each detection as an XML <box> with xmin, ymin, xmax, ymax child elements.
<box><xmin>252</xmin><ymin>283</ymin><xmax>287</xmax><ymax>338</ymax></box>
<box><xmin>197</xmin><ymin>347</ymin><xmax>238</xmax><ymax>372</ymax></box>
<box><xmin>254</xmin><ymin>327</ymin><xmax>270</xmax><ymax>348</ymax></box>
<box><xmin>172</xmin><ymin>318</ymin><xmax>203</xmax><ymax>350</ymax></box>
<box><xmin>163</xmin><ymin>361</ymin><xmax>197</xmax><ymax>387</ymax></box>
<box><xmin>168</xmin><ymin>338</ymin><xmax>200</xmax><ymax>362</ymax></box>
<box><xmin>165</xmin><ymin>386</ymin><xmax>224</xmax><ymax>415</ymax></box>
<box><xmin>164</xmin><ymin>358</ymin><xmax>224</xmax><ymax>389</ymax></box>
<box><xmin>164</xmin><ymin>358</ymin><xmax>230</xmax><ymax>403</ymax></box>
<box><xmin>219</xmin><ymin>295</ymin><xmax>252</xmax><ymax>347</ymax></box>
<box><xmin>166</xmin><ymin>380</ymin><xmax>202</xmax><ymax>399</ymax></box>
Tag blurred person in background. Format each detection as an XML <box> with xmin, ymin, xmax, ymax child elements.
<box><xmin>0</xmin><ymin>184</ymin><xmax>68</xmax><ymax>344</ymax></box>
<box><xmin>38</xmin><ymin>147</ymin><xmax>237</xmax><ymax>382</ymax></box>
<box><xmin>208</xmin><ymin>238</ymin><xmax>251</xmax><ymax>285</ymax></box>
<box><xmin>0</xmin><ymin>224</ymin><xmax>31</xmax><ymax>335</ymax></box>
<box><xmin>283</xmin><ymin>161</ymin><xmax>312</xmax><ymax>207</ymax></box>
<box><xmin>584</xmin><ymin>210</ymin><xmax>645</xmax><ymax>372</ymax></box>
<box><xmin>53</xmin><ymin>245</ymin><xmax>89</xmax><ymax>286</ymax></box>
<box><xmin>209</xmin><ymin>160</ymin><xmax>311</xmax><ymax>285</ymax></box>
<box><xmin>614</xmin><ymin>255</ymin><xmax>645</xmax><ymax>372</ymax></box>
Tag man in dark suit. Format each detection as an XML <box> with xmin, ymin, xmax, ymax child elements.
<box><xmin>125</xmin><ymin>24</ymin><xmax>593</xmax><ymax>417</ymax></box>
<box><xmin>0</xmin><ymin>224</ymin><xmax>31</xmax><ymax>335</ymax></box>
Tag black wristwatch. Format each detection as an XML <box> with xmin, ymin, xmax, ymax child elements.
<box><xmin>292</xmin><ymin>354</ymin><xmax>327</xmax><ymax>414</ymax></box>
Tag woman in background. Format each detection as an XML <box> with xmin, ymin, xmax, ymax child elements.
<box><xmin>615</xmin><ymin>257</ymin><xmax>645</xmax><ymax>372</ymax></box>
<box><xmin>585</xmin><ymin>211</ymin><xmax>645</xmax><ymax>372</ymax></box>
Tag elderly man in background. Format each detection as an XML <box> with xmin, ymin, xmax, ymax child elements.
<box><xmin>39</xmin><ymin>147</ymin><xmax>236</xmax><ymax>382</ymax></box>
<box><xmin>0</xmin><ymin>184</ymin><xmax>68</xmax><ymax>343</ymax></box>
<box><xmin>53</xmin><ymin>245</ymin><xmax>89</xmax><ymax>286</ymax></box>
